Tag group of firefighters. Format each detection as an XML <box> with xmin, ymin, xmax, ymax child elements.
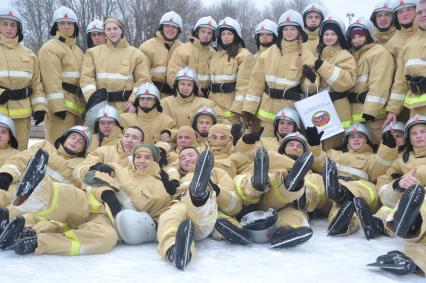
<box><xmin>0</xmin><ymin>0</ymin><xmax>425</xmax><ymax>276</ymax></box>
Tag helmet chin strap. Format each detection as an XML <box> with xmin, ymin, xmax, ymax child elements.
<box><xmin>63</xmin><ymin>145</ymin><xmax>80</xmax><ymax>156</ymax></box>
<box><xmin>306</xmin><ymin>26</ymin><xmax>318</xmax><ymax>32</ymax></box>
<box><xmin>139</xmin><ymin>105</ymin><xmax>155</xmax><ymax>113</ymax></box>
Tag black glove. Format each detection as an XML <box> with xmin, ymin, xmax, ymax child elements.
<box><xmin>157</xmin><ymin>147</ymin><xmax>168</xmax><ymax>168</ymax></box>
<box><xmin>305</xmin><ymin>126</ymin><xmax>324</xmax><ymax>146</ymax></box>
<box><xmin>382</xmin><ymin>131</ymin><xmax>397</xmax><ymax>148</ymax></box>
<box><xmin>302</xmin><ymin>64</ymin><xmax>316</xmax><ymax>83</ymax></box>
<box><xmin>160</xmin><ymin>169</ymin><xmax>179</xmax><ymax>196</ymax></box>
<box><xmin>0</xmin><ymin>90</ymin><xmax>10</xmax><ymax>105</ymax></box>
<box><xmin>231</xmin><ymin>123</ymin><xmax>243</xmax><ymax>145</ymax></box>
<box><xmin>314</xmin><ymin>57</ymin><xmax>324</xmax><ymax>70</ymax></box>
<box><xmin>243</xmin><ymin>111</ymin><xmax>256</xmax><ymax>123</ymax></box>
<box><xmin>209</xmin><ymin>179</ymin><xmax>220</xmax><ymax>196</ymax></box>
<box><xmin>89</xmin><ymin>162</ymin><xmax>114</xmax><ymax>175</ymax></box>
<box><xmin>392</xmin><ymin>179</ymin><xmax>405</xmax><ymax>193</ymax></box>
<box><xmin>101</xmin><ymin>190</ymin><xmax>121</xmax><ymax>217</ymax></box>
<box><xmin>85</xmin><ymin>88</ymin><xmax>107</xmax><ymax>112</ymax></box>
<box><xmin>33</xmin><ymin>111</ymin><xmax>46</xmax><ymax>125</ymax></box>
<box><xmin>242</xmin><ymin>127</ymin><xmax>264</xmax><ymax>144</ymax></box>
<box><xmin>362</xmin><ymin>113</ymin><xmax>375</xmax><ymax>121</ymax></box>
<box><xmin>0</xmin><ymin>173</ymin><xmax>12</xmax><ymax>191</ymax></box>
<box><xmin>54</xmin><ymin>111</ymin><xmax>67</xmax><ymax>120</ymax></box>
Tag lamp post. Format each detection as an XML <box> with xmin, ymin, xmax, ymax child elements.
<box><xmin>346</xmin><ymin>12</ymin><xmax>355</xmax><ymax>25</ymax></box>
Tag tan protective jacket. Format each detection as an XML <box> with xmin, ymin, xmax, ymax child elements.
<box><xmin>38</xmin><ymin>33</ymin><xmax>85</xmax><ymax>117</ymax></box>
<box><xmin>0</xmin><ymin>141</ymin><xmax>84</xmax><ymax>187</ymax></box>
<box><xmin>385</xmin><ymin>25</ymin><xmax>417</xmax><ymax>58</ymax></box>
<box><xmin>349</xmin><ymin>43</ymin><xmax>395</xmax><ymax>121</ymax></box>
<box><xmin>0</xmin><ymin>35</ymin><xmax>47</xmax><ymax>118</ymax></box>
<box><xmin>161</xmin><ymin>92</ymin><xmax>225</xmax><ymax>129</ymax></box>
<box><xmin>209</xmin><ymin>48</ymin><xmax>254</xmax><ymax>117</ymax></box>
<box><xmin>374</xmin><ymin>27</ymin><xmax>396</xmax><ymax>45</ymax></box>
<box><xmin>303</xmin><ymin>28</ymin><xmax>320</xmax><ymax>55</ymax></box>
<box><xmin>80</xmin><ymin>37</ymin><xmax>150</xmax><ymax>112</ymax></box>
<box><xmin>139</xmin><ymin>32</ymin><xmax>182</xmax><ymax>97</ymax></box>
<box><xmin>120</xmin><ymin>108</ymin><xmax>176</xmax><ymax>144</ymax></box>
<box><xmin>167</xmin><ymin>38</ymin><xmax>216</xmax><ymax>91</ymax></box>
<box><xmin>0</xmin><ymin>145</ymin><xmax>19</xmax><ymax>166</ymax></box>
<box><xmin>386</xmin><ymin>29</ymin><xmax>426</xmax><ymax>114</ymax></box>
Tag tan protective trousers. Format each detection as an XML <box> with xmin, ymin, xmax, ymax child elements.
<box><xmin>13</xmin><ymin>117</ymin><xmax>31</xmax><ymax>150</ymax></box>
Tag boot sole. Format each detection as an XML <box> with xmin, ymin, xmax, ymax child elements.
<box><xmin>270</xmin><ymin>226</ymin><xmax>313</xmax><ymax>248</ymax></box>
<box><xmin>323</xmin><ymin>159</ymin><xmax>341</xmax><ymax>202</ymax></box>
<box><xmin>0</xmin><ymin>208</ymin><xmax>9</xmax><ymax>235</ymax></box>
<box><xmin>0</xmin><ymin>216</ymin><xmax>25</xmax><ymax>250</ymax></box>
<box><xmin>174</xmin><ymin>219</ymin><xmax>195</xmax><ymax>271</ymax></box>
<box><xmin>215</xmin><ymin>219</ymin><xmax>253</xmax><ymax>246</ymax></box>
<box><xmin>328</xmin><ymin>201</ymin><xmax>355</xmax><ymax>236</ymax></box>
<box><xmin>394</xmin><ymin>184</ymin><xmax>425</xmax><ymax>237</ymax></box>
<box><xmin>15</xmin><ymin>149</ymin><xmax>48</xmax><ymax>199</ymax></box>
<box><xmin>285</xmin><ymin>152</ymin><xmax>313</xmax><ymax>192</ymax></box>
<box><xmin>353</xmin><ymin>197</ymin><xmax>375</xmax><ymax>240</ymax></box>
<box><xmin>251</xmin><ymin>147</ymin><xmax>269</xmax><ymax>191</ymax></box>
<box><xmin>189</xmin><ymin>149</ymin><xmax>214</xmax><ymax>203</ymax></box>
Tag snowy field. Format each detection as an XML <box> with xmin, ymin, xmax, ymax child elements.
<box><xmin>0</xmin><ymin>218</ymin><xmax>422</xmax><ymax>283</ymax></box>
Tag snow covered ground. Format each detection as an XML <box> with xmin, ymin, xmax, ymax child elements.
<box><xmin>0</xmin><ymin>218</ymin><xmax>422</xmax><ymax>283</ymax></box>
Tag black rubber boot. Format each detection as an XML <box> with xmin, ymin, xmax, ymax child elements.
<box><xmin>368</xmin><ymin>251</ymin><xmax>417</xmax><ymax>275</ymax></box>
<box><xmin>251</xmin><ymin>146</ymin><xmax>270</xmax><ymax>192</ymax></box>
<box><xmin>0</xmin><ymin>208</ymin><xmax>9</xmax><ymax>235</ymax></box>
<box><xmin>0</xmin><ymin>216</ymin><xmax>25</xmax><ymax>250</ymax></box>
<box><xmin>215</xmin><ymin>218</ymin><xmax>252</xmax><ymax>245</ymax></box>
<box><xmin>173</xmin><ymin>219</ymin><xmax>195</xmax><ymax>271</ymax></box>
<box><xmin>189</xmin><ymin>149</ymin><xmax>214</xmax><ymax>207</ymax></box>
<box><xmin>14</xmin><ymin>149</ymin><xmax>49</xmax><ymax>206</ymax></box>
<box><xmin>393</xmin><ymin>184</ymin><xmax>425</xmax><ymax>237</ymax></box>
<box><xmin>328</xmin><ymin>201</ymin><xmax>355</xmax><ymax>236</ymax></box>
<box><xmin>323</xmin><ymin>159</ymin><xmax>353</xmax><ymax>204</ymax></box>
<box><xmin>354</xmin><ymin>197</ymin><xmax>384</xmax><ymax>240</ymax></box>
<box><xmin>270</xmin><ymin>226</ymin><xmax>313</xmax><ymax>248</ymax></box>
<box><xmin>13</xmin><ymin>235</ymin><xmax>38</xmax><ymax>255</ymax></box>
<box><xmin>285</xmin><ymin>152</ymin><xmax>313</xmax><ymax>192</ymax></box>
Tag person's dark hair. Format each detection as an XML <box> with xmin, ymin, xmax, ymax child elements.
<box><xmin>217</xmin><ymin>28</ymin><xmax>245</xmax><ymax>61</ymax></box>
<box><xmin>124</xmin><ymin>126</ymin><xmax>145</xmax><ymax>143</ymax></box>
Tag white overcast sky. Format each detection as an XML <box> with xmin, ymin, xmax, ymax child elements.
<box><xmin>4</xmin><ymin>0</ymin><xmax>376</xmax><ymax>25</ymax></box>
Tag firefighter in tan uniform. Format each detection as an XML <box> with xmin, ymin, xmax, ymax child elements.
<box><xmin>161</xmin><ymin>67</ymin><xmax>225</xmax><ymax>128</ymax></box>
<box><xmin>0</xmin><ymin>114</ymin><xmax>19</xmax><ymax>165</ymax></box>
<box><xmin>157</xmin><ymin>148</ymin><xmax>242</xmax><ymax>270</ymax></box>
<box><xmin>385</xmin><ymin>0</ymin><xmax>418</xmax><ymax>58</ymax></box>
<box><xmin>0</xmin><ymin>6</ymin><xmax>47</xmax><ymax>149</ymax></box>
<box><xmin>242</xmin><ymin>10</ymin><xmax>314</xmax><ymax>137</ymax></box>
<box><xmin>191</xmin><ymin>105</ymin><xmax>218</xmax><ymax>146</ymax></box>
<box><xmin>86</xmin><ymin>104</ymin><xmax>123</xmax><ymax>153</ymax></box>
<box><xmin>254</xmin><ymin>19</ymin><xmax>278</xmax><ymax>56</ymax></box>
<box><xmin>167</xmin><ymin>16</ymin><xmax>217</xmax><ymax>97</ymax></box>
<box><xmin>73</xmin><ymin>126</ymin><xmax>144</xmax><ymax>183</ymax></box>
<box><xmin>140</xmin><ymin>11</ymin><xmax>183</xmax><ymax>98</ymax></box>
<box><xmin>85</xmin><ymin>19</ymin><xmax>105</xmax><ymax>48</ymax></box>
<box><xmin>209</xmin><ymin>17</ymin><xmax>255</xmax><ymax>123</ymax></box>
<box><xmin>384</xmin><ymin>1</ymin><xmax>426</xmax><ymax>124</ymax></box>
<box><xmin>39</xmin><ymin>6</ymin><xmax>85</xmax><ymax>144</ymax></box>
<box><xmin>120</xmin><ymin>82</ymin><xmax>175</xmax><ymax>144</ymax></box>
<box><xmin>80</xmin><ymin>17</ymin><xmax>150</xmax><ymax>114</ymax></box>
<box><xmin>303</xmin><ymin>16</ymin><xmax>357</xmax><ymax>150</ymax></box>
<box><xmin>302</xmin><ymin>3</ymin><xmax>325</xmax><ymax>54</ymax></box>
<box><xmin>370</xmin><ymin>0</ymin><xmax>397</xmax><ymax>45</ymax></box>
<box><xmin>163</xmin><ymin>126</ymin><xmax>199</xmax><ymax>166</ymax></box>
<box><xmin>346</xmin><ymin>17</ymin><xmax>395</xmax><ymax>144</ymax></box>
<box><xmin>0</xmin><ymin>125</ymin><xmax>91</xmax><ymax>225</ymax></box>
<box><xmin>306</xmin><ymin>123</ymin><xmax>397</xmax><ymax>236</ymax></box>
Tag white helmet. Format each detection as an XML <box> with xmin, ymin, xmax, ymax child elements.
<box><xmin>52</xmin><ymin>6</ymin><xmax>77</xmax><ymax>23</ymax></box>
<box><xmin>218</xmin><ymin>17</ymin><xmax>242</xmax><ymax>38</ymax></box>
<box><xmin>282</xmin><ymin>132</ymin><xmax>309</xmax><ymax>152</ymax></box>
<box><xmin>116</xmin><ymin>210</ymin><xmax>157</xmax><ymax>245</ymax></box>
<box><xmin>382</xmin><ymin>121</ymin><xmax>405</xmax><ymax>134</ymax></box>
<box><xmin>370</xmin><ymin>0</ymin><xmax>397</xmax><ymax>27</ymax></box>
<box><xmin>393</xmin><ymin>0</ymin><xmax>418</xmax><ymax>29</ymax></box>
<box><xmin>347</xmin><ymin>17</ymin><xmax>374</xmax><ymax>39</ymax></box>
<box><xmin>50</xmin><ymin>6</ymin><xmax>78</xmax><ymax>36</ymax></box>
<box><xmin>159</xmin><ymin>11</ymin><xmax>183</xmax><ymax>29</ymax></box>
<box><xmin>240</xmin><ymin>208</ymin><xmax>277</xmax><ymax>244</ymax></box>
<box><xmin>302</xmin><ymin>3</ymin><xmax>325</xmax><ymax>25</ymax></box>
<box><xmin>136</xmin><ymin>82</ymin><xmax>161</xmax><ymax>101</ymax></box>
<box><xmin>175</xmin><ymin>67</ymin><xmax>198</xmax><ymax>83</ymax></box>
<box><xmin>192</xmin><ymin>105</ymin><xmax>218</xmax><ymax>130</ymax></box>
<box><xmin>404</xmin><ymin>114</ymin><xmax>426</xmax><ymax>141</ymax></box>
<box><xmin>193</xmin><ymin>16</ymin><xmax>217</xmax><ymax>32</ymax></box>
<box><xmin>320</xmin><ymin>15</ymin><xmax>347</xmax><ymax>38</ymax></box>
<box><xmin>0</xmin><ymin>5</ymin><xmax>23</xmax><ymax>42</ymax></box>
<box><xmin>273</xmin><ymin>107</ymin><xmax>301</xmax><ymax>130</ymax></box>
<box><xmin>55</xmin><ymin>125</ymin><xmax>92</xmax><ymax>155</ymax></box>
<box><xmin>278</xmin><ymin>10</ymin><xmax>308</xmax><ymax>42</ymax></box>
<box><xmin>344</xmin><ymin>122</ymin><xmax>373</xmax><ymax>144</ymax></box>
<box><xmin>91</xmin><ymin>104</ymin><xmax>121</xmax><ymax>133</ymax></box>
<box><xmin>86</xmin><ymin>19</ymin><xmax>103</xmax><ymax>33</ymax></box>
<box><xmin>0</xmin><ymin>113</ymin><xmax>18</xmax><ymax>149</ymax></box>
<box><xmin>255</xmin><ymin>19</ymin><xmax>278</xmax><ymax>37</ymax></box>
